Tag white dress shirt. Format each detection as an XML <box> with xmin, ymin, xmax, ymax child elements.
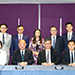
<box><xmin>45</xmin><ymin>49</ymin><xmax>51</xmax><ymax>63</ymax></box>
<box><xmin>0</xmin><ymin>49</ymin><xmax>7</xmax><ymax>65</ymax></box>
<box><xmin>18</xmin><ymin>34</ymin><xmax>23</xmax><ymax>40</ymax></box>
<box><xmin>51</xmin><ymin>35</ymin><xmax>56</xmax><ymax>47</ymax></box>
<box><xmin>67</xmin><ymin>31</ymin><xmax>73</xmax><ymax>41</ymax></box>
<box><xmin>20</xmin><ymin>49</ymin><xmax>25</xmax><ymax>56</ymax></box>
<box><xmin>69</xmin><ymin>50</ymin><xmax>74</xmax><ymax>63</ymax></box>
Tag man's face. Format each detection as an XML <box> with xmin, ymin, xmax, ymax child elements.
<box><xmin>66</xmin><ymin>24</ymin><xmax>73</xmax><ymax>33</ymax></box>
<box><xmin>17</xmin><ymin>26</ymin><xmax>24</xmax><ymax>35</ymax></box>
<box><xmin>18</xmin><ymin>40</ymin><xmax>26</xmax><ymax>50</ymax></box>
<box><xmin>0</xmin><ymin>25</ymin><xmax>7</xmax><ymax>33</ymax></box>
<box><xmin>68</xmin><ymin>42</ymin><xmax>75</xmax><ymax>51</ymax></box>
<box><xmin>44</xmin><ymin>41</ymin><xmax>51</xmax><ymax>50</ymax></box>
<box><xmin>50</xmin><ymin>27</ymin><xmax>57</xmax><ymax>36</ymax></box>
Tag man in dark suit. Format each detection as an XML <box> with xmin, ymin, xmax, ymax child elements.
<box><xmin>45</xmin><ymin>26</ymin><xmax>64</xmax><ymax>63</ymax></box>
<box><xmin>62</xmin><ymin>22</ymin><xmax>75</xmax><ymax>51</ymax></box>
<box><xmin>11</xmin><ymin>40</ymin><xmax>34</xmax><ymax>66</ymax></box>
<box><xmin>11</xmin><ymin>25</ymin><xmax>29</xmax><ymax>57</ymax></box>
<box><xmin>63</xmin><ymin>40</ymin><xmax>75</xmax><ymax>67</ymax></box>
<box><xmin>37</xmin><ymin>39</ymin><xmax>59</xmax><ymax>65</ymax></box>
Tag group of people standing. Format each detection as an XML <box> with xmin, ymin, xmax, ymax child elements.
<box><xmin>0</xmin><ymin>22</ymin><xmax>75</xmax><ymax>66</ymax></box>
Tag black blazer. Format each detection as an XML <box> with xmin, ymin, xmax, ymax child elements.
<box><xmin>45</xmin><ymin>35</ymin><xmax>64</xmax><ymax>63</ymax></box>
<box><xmin>11</xmin><ymin>48</ymin><xmax>34</xmax><ymax>65</ymax></box>
<box><xmin>37</xmin><ymin>48</ymin><xmax>59</xmax><ymax>65</ymax></box>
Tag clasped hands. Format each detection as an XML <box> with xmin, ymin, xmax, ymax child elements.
<box><xmin>19</xmin><ymin>62</ymin><xmax>27</xmax><ymax>66</ymax></box>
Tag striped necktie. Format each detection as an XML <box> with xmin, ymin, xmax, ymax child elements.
<box><xmin>21</xmin><ymin>51</ymin><xmax>24</xmax><ymax>62</ymax></box>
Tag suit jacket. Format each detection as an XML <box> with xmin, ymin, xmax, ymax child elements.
<box><xmin>37</xmin><ymin>48</ymin><xmax>59</xmax><ymax>65</ymax></box>
<box><xmin>45</xmin><ymin>35</ymin><xmax>64</xmax><ymax>63</ymax></box>
<box><xmin>11</xmin><ymin>34</ymin><xmax>29</xmax><ymax>57</ymax></box>
<box><xmin>62</xmin><ymin>32</ymin><xmax>75</xmax><ymax>51</ymax></box>
<box><xmin>62</xmin><ymin>50</ymin><xmax>75</xmax><ymax>65</ymax></box>
<box><xmin>0</xmin><ymin>32</ymin><xmax>12</xmax><ymax>64</ymax></box>
<box><xmin>11</xmin><ymin>48</ymin><xmax>34</xmax><ymax>65</ymax></box>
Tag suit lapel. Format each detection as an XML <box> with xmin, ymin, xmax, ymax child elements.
<box><xmin>68</xmin><ymin>51</ymin><xmax>70</xmax><ymax>63</ymax></box>
<box><xmin>44</xmin><ymin>50</ymin><xmax>46</xmax><ymax>62</ymax></box>
<box><xmin>22</xmin><ymin>34</ymin><xmax>24</xmax><ymax>39</ymax></box>
<box><xmin>18</xmin><ymin>49</ymin><xmax>22</xmax><ymax>61</ymax></box>
<box><xmin>24</xmin><ymin>49</ymin><xmax>26</xmax><ymax>61</ymax></box>
<box><xmin>17</xmin><ymin>35</ymin><xmax>19</xmax><ymax>42</ymax></box>
<box><xmin>71</xmin><ymin>32</ymin><xmax>74</xmax><ymax>40</ymax></box>
<box><xmin>55</xmin><ymin>35</ymin><xmax>58</xmax><ymax>48</ymax></box>
<box><xmin>66</xmin><ymin>33</ymin><xmax>68</xmax><ymax>41</ymax></box>
<box><xmin>74</xmin><ymin>50</ymin><xmax>75</xmax><ymax>63</ymax></box>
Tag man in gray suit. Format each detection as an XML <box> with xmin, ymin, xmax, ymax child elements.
<box><xmin>0</xmin><ymin>23</ymin><xmax>12</xmax><ymax>64</ymax></box>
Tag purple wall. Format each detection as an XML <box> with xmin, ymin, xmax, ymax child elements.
<box><xmin>18</xmin><ymin>4</ymin><xmax>38</xmax><ymax>39</ymax></box>
<box><xmin>0</xmin><ymin>4</ymin><xmax>75</xmax><ymax>38</ymax></box>
<box><xmin>41</xmin><ymin>4</ymin><xmax>60</xmax><ymax>38</ymax></box>
<box><xmin>0</xmin><ymin>4</ymin><xmax>38</xmax><ymax>38</ymax></box>
<box><xmin>60</xmin><ymin>4</ymin><xmax>75</xmax><ymax>34</ymax></box>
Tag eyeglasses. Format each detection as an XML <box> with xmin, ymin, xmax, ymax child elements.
<box><xmin>1</xmin><ymin>27</ymin><xmax>7</xmax><ymax>29</ymax></box>
<box><xmin>51</xmin><ymin>30</ymin><xmax>57</xmax><ymax>32</ymax></box>
<box><xmin>18</xmin><ymin>29</ymin><xmax>23</xmax><ymax>31</ymax></box>
<box><xmin>45</xmin><ymin>43</ymin><xmax>51</xmax><ymax>45</ymax></box>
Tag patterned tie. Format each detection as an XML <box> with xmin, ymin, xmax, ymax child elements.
<box><xmin>53</xmin><ymin>37</ymin><xmax>55</xmax><ymax>48</ymax></box>
<box><xmin>46</xmin><ymin>51</ymin><xmax>49</xmax><ymax>63</ymax></box>
<box><xmin>19</xmin><ymin>36</ymin><xmax>21</xmax><ymax>41</ymax></box>
<box><xmin>3</xmin><ymin>34</ymin><xmax>5</xmax><ymax>44</ymax></box>
<box><xmin>71</xmin><ymin>52</ymin><xmax>73</xmax><ymax>63</ymax></box>
<box><xmin>21</xmin><ymin>51</ymin><xmax>24</xmax><ymax>62</ymax></box>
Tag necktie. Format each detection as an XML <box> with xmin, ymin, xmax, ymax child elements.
<box><xmin>19</xmin><ymin>36</ymin><xmax>21</xmax><ymax>41</ymax></box>
<box><xmin>71</xmin><ymin>52</ymin><xmax>73</xmax><ymax>63</ymax></box>
<box><xmin>53</xmin><ymin>37</ymin><xmax>55</xmax><ymax>48</ymax></box>
<box><xmin>21</xmin><ymin>51</ymin><xmax>24</xmax><ymax>62</ymax></box>
<box><xmin>46</xmin><ymin>51</ymin><xmax>49</xmax><ymax>63</ymax></box>
<box><xmin>3</xmin><ymin>34</ymin><xmax>5</xmax><ymax>44</ymax></box>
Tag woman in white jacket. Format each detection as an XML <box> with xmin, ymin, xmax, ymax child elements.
<box><xmin>0</xmin><ymin>41</ymin><xmax>7</xmax><ymax>65</ymax></box>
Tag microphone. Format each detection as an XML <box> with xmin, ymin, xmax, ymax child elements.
<box><xmin>15</xmin><ymin>66</ymin><xmax>24</xmax><ymax>70</ymax></box>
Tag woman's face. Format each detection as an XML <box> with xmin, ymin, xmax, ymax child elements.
<box><xmin>0</xmin><ymin>43</ymin><xmax>2</xmax><ymax>49</ymax></box>
<box><xmin>35</xmin><ymin>30</ymin><xmax>40</xmax><ymax>38</ymax></box>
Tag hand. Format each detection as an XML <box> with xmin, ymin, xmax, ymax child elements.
<box><xmin>47</xmin><ymin>63</ymin><xmax>54</xmax><ymax>66</ymax></box>
<box><xmin>69</xmin><ymin>63</ymin><xmax>75</xmax><ymax>67</ymax></box>
<box><xmin>69</xmin><ymin>63</ymin><xmax>73</xmax><ymax>66</ymax></box>
<box><xmin>32</xmin><ymin>51</ymin><xmax>39</xmax><ymax>56</ymax></box>
<box><xmin>42</xmin><ymin>62</ymin><xmax>48</xmax><ymax>66</ymax></box>
<box><xmin>19</xmin><ymin>62</ymin><xmax>26</xmax><ymax>66</ymax></box>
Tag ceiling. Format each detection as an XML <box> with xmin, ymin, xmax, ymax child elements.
<box><xmin>0</xmin><ymin>0</ymin><xmax>75</xmax><ymax>4</ymax></box>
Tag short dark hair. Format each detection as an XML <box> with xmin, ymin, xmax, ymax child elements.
<box><xmin>17</xmin><ymin>25</ymin><xmax>24</xmax><ymax>29</ymax></box>
<box><xmin>68</xmin><ymin>40</ymin><xmax>75</xmax><ymax>44</ymax></box>
<box><xmin>0</xmin><ymin>23</ymin><xmax>8</xmax><ymax>28</ymax></box>
<box><xmin>65</xmin><ymin>22</ymin><xmax>73</xmax><ymax>27</ymax></box>
<box><xmin>50</xmin><ymin>26</ymin><xmax>57</xmax><ymax>30</ymax></box>
<box><xmin>44</xmin><ymin>39</ymin><xmax>51</xmax><ymax>43</ymax></box>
